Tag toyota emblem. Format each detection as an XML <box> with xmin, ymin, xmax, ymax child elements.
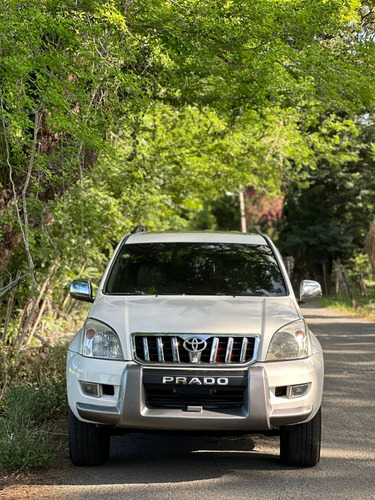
<box><xmin>183</xmin><ymin>337</ymin><xmax>207</xmax><ymax>353</ymax></box>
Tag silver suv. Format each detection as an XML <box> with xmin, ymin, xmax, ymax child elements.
<box><xmin>67</xmin><ymin>227</ymin><xmax>324</xmax><ymax>467</ymax></box>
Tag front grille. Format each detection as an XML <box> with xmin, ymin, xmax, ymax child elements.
<box><xmin>145</xmin><ymin>385</ymin><xmax>245</xmax><ymax>410</ymax></box>
<box><xmin>132</xmin><ymin>334</ymin><xmax>258</xmax><ymax>365</ymax></box>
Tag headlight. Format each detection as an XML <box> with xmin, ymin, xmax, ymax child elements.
<box><xmin>82</xmin><ymin>319</ymin><xmax>124</xmax><ymax>360</ymax></box>
<box><xmin>266</xmin><ymin>319</ymin><xmax>310</xmax><ymax>361</ymax></box>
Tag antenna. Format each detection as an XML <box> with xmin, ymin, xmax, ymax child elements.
<box><xmin>131</xmin><ymin>225</ymin><xmax>148</xmax><ymax>234</ymax></box>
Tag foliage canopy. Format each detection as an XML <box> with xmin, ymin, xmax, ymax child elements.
<box><xmin>1</xmin><ymin>0</ymin><xmax>375</xmax><ymax>344</ymax></box>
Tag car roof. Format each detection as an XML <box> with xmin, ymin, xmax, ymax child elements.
<box><xmin>125</xmin><ymin>231</ymin><xmax>267</xmax><ymax>245</ymax></box>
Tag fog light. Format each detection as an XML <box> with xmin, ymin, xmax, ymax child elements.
<box><xmin>80</xmin><ymin>382</ymin><xmax>102</xmax><ymax>398</ymax></box>
<box><xmin>287</xmin><ymin>383</ymin><xmax>311</xmax><ymax>399</ymax></box>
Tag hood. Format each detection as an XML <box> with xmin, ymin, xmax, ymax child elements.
<box><xmin>88</xmin><ymin>294</ymin><xmax>301</xmax><ymax>361</ymax></box>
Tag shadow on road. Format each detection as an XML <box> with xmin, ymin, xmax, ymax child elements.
<box><xmin>64</xmin><ymin>433</ymin><xmax>283</xmax><ymax>486</ymax></box>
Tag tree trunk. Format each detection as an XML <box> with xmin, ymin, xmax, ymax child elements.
<box><xmin>16</xmin><ymin>258</ymin><xmax>59</xmax><ymax>349</ymax></box>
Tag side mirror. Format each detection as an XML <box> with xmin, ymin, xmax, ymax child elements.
<box><xmin>299</xmin><ymin>280</ymin><xmax>322</xmax><ymax>304</ymax></box>
<box><xmin>70</xmin><ymin>279</ymin><xmax>94</xmax><ymax>303</ymax></box>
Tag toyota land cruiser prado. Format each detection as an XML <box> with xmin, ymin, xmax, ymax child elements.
<box><xmin>67</xmin><ymin>227</ymin><xmax>324</xmax><ymax>467</ymax></box>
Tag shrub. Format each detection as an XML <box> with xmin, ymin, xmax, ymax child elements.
<box><xmin>0</xmin><ymin>419</ymin><xmax>53</xmax><ymax>472</ymax></box>
<box><xmin>0</xmin><ymin>342</ymin><xmax>69</xmax><ymax>415</ymax></box>
<box><xmin>0</xmin><ymin>343</ymin><xmax>70</xmax><ymax>471</ymax></box>
<box><xmin>2</xmin><ymin>383</ymin><xmax>62</xmax><ymax>425</ymax></box>
<box><xmin>0</xmin><ymin>383</ymin><xmax>61</xmax><ymax>472</ymax></box>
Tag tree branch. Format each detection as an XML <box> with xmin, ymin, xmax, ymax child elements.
<box><xmin>166</xmin><ymin>0</ymin><xmax>190</xmax><ymax>12</ymax></box>
<box><xmin>218</xmin><ymin>55</ymin><xmax>247</xmax><ymax>69</ymax></box>
<box><xmin>0</xmin><ymin>273</ymin><xmax>28</xmax><ymax>300</ymax></box>
<box><xmin>1</xmin><ymin>94</ymin><xmax>39</xmax><ymax>293</ymax></box>
<box><xmin>21</xmin><ymin>109</ymin><xmax>41</xmax><ymax>292</ymax></box>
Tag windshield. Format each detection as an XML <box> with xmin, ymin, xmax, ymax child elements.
<box><xmin>105</xmin><ymin>242</ymin><xmax>287</xmax><ymax>296</ymax></box>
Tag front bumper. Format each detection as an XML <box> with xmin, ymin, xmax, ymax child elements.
<box><xmin>67</xmin><ymin>351</ymin><xmax>323</xmax><ymax>431</ymax></box>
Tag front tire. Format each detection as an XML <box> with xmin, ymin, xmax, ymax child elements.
<box><xmin>280</xmin><ymin>407</ymin><xmax>321</xmax><ymax>467</ymax></box>
<box><xmin>68</xmin><ymin>408</ymin><xmax>110</xmax><ymax>466</ymax></box>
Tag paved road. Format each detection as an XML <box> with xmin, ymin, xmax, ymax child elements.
<box><xmin>2</xmin><ymin>306</ymin><xmax>375</xmax><ymax>500</ymax></box>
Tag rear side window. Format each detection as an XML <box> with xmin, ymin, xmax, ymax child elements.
<box><xmin>105</xmin><ymin>242</ymin><xmax>287</xmax><ymax>297</ymax></box>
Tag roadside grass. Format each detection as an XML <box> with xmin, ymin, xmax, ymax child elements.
<box><xmin>0</xmin><ymin>343</ymin><xmax>69</xmax><ymax>473</ymax></box>
<box><xmin>0</xmin><ymin>307</ymin><xmax>87</xmax><ymax>474</ymax></box>
<box><xmin>317</xmin><ymin>291</ymin><xmax>375</xmax><ymax>321</ymax></box>
<box><xmin>0</xmin><ymin>404</ymin><xmax>55</xmax><ymax>472</ymax></box>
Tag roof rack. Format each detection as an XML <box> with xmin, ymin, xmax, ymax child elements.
<box><xmin>131</xmin><ymin>225</ymin><xmax>148</xmax><ymax>234</ymax></box>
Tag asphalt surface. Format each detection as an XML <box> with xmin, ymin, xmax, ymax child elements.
<box><xmin>1</xmin><ymin>305</ymin><xmax>375</xmax><ymax>500</ymax></box>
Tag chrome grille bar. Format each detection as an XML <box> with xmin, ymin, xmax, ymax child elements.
<box><xmin>225</xmin><ymin>337</ymin><xmax>234</xmax><ymax>363</ymax></box>
<box><xmin>171</xmin><ymin>336</ymin><xmax>180</xmax><ymax>362</ymax></box>
<box><xmin>143</xmin><ymin>337</ymin><xmax>150</xmax><ymax>362</ymax></box>
<box><xmin>133</xmin><ymin>334</ymin><xmax>258</xmax><ymax>365</ymax></box>
<box><xmin>210</xmin><ymin>337</ymin><xmax>219</xmax><ymax>363</ymax></box>
<box><xmin>156</xmin><ymin>337</ymin><xmax>164</xmax><ymax>362</ymax></box>
<box><xmin>240</xmin><ymin>337</ymin><xmax>248</xmax><ymax>363</ymax></box>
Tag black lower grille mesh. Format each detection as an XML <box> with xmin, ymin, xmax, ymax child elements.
<box><xmin>143</xmin><ymin>369</ymin><xmax>247</xmax><ymax>410</ymax></box>
<box><xmin>145</xmin><ymin>385</ymin><xmax>246</xmax><ymax>410</ymax></box>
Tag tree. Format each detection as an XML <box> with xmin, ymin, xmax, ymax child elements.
<box><xmin>277</xmin><ymin>117</ymin><xmax>375</xmax><ymax>291</ymax></box>
<box><xmin>0</xmin><ymin>0</ymin><xmax>148</xmax><ymax>279</ymax></box>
